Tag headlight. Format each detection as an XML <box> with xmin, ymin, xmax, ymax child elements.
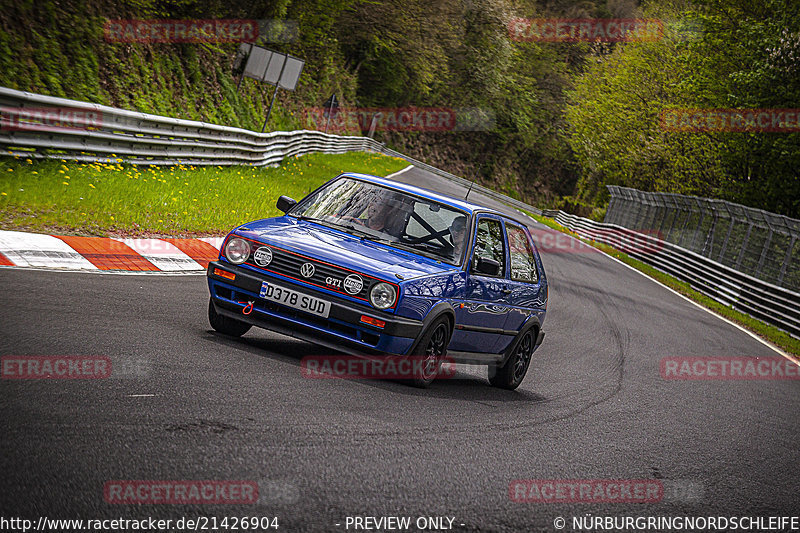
<box><xmin>224</xmin><ymin>237</ymin><xmax>250</xmax><ymax>264</ymax></box>
<box><xmin>370</xmin><ymin>282</ymin><xmax>397</xmax><ymax>310</ymax></box>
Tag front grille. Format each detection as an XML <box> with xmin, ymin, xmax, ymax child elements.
<box><xmin>240</xmin><ymin>239</ymin><xmax>394</xmax><ymax>304</ymax></box>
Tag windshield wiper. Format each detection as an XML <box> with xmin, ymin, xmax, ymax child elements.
<box><xmin>387</xmin><ymin>240</ymin><xmax>453</xmax><ymax>262</ymax></box>
<box><xmin>326</xmin><ymin>220</ymin><xmax>374</xmax><ymax>238</ymax></box>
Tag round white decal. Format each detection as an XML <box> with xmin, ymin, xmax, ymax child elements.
<box><xmin>343</xmin><ymin>274</ymin><xmax>364</xmax><ymax>295</ymax></box>
<box><xmin>253</xmin><ymin>246</ymin><xmax>273</xmax><ymax>267</ymax></box>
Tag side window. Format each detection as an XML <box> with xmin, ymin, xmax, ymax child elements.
<box><xmin>472</xmin><ymin>218</ymin><xmax>506</xmax><ymax>277</ymax></box>
<box><xmin>507</xmin><ymin>223</ymin><xmax>539</xmax><ymax>283</ymax></box>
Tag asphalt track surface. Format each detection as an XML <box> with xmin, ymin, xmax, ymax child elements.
<box><xmin>1</xmin><ymin>166</ymin><xmax>799</xmax><ymax>532</ymax></box>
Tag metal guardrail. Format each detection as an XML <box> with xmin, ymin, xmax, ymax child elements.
<box><xmin>556</xmin><ymin>211</ymin><xmax>800</xmax><ymax>338</ymax></box>
<box><xmin>0</xmin><ymin>86</ymin><xmax>550</xmax><ymax>219</ymax></box>
<box><xmin>0</xmin><ymin>87</ymin><xmax>381</xmax><ymax>166</ymax></box>
<box><xmin>605</xmin><ymin>185</ymin><xmax>800</xmax><ymax>292</ymax></box>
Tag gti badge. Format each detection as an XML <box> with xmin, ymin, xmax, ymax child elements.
<box><xmin>300</xmin><ymin>262</ymin><xmax>316</xmax><ymax>278</ymax></box>
<box><xmin>253</xmin><ymin>246</ymin><xmax>273</xmax><ymax>267</ymax></box>
<box><xmin>343</xmin><ymin>274</ymin><xmax>364</xmax><ymax>295</ymax></box>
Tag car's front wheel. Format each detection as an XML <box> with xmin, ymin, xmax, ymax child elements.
<box><xmin>208</xmin><ymin>299</ymin><xmax>252</xmax><ymax>337</ymax></box>
<box><xmin>410</xmin><ymin>316</ymin><xmax>452</xmax><ymax>388</ymax></box>
<box><xmin>489</xmin><ymin>329</ymin><xmax>534</xmax><ymax>390</ymax></box>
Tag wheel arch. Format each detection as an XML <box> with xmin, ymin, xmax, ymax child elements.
<box><xmin>405</xmin><ymin>301</ymin><xmax>456</xmax><ymax>355</ymax></box>
<box><xmin>498</xmin><ymin>315</ymin><xmax>541</xmax><ymax>368</ymax></box>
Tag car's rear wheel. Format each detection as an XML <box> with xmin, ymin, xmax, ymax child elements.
<box><xmin>410</xmin><ymin>317</ymin><xmax>452</xmax><ymax>388</ymax></box>
<box><xmin>208</xmin><ymin>299</ymin><xmax>252</xmax><ymax>337</ymax></box>
<box><xmin>489</xmin><ymin>329</ymin><xmax>534</xmax><ymax>390</ymax></box>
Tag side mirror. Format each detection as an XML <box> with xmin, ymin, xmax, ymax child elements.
<box><xmin>475</xmin><ymin>256</ymin><xmax>501</xmax><ymax>276</ymax></box>
<box><xmin>277</xmin><ymin>195</ymin><xmax>297</xmax><ymax>213</ymax></box>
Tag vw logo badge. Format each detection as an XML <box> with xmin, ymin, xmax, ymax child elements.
<box><xmin>253</xmin><ymin>246</ymin><xmax>273</xmax><ymax>267</ymax></box>
<box><xmin>343</xmin><ymin>274</ymin><xmax>364</xmax><ymax>295</ymax></box>
<box><xmin>300</xmin><ymin>263</ymin><xmax>316</xmax><ymax>278</ymax></box>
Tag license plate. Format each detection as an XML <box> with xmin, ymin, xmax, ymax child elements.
<box><xmin>259</xmin><ymin>281</ymin><xmax>330</xmax><ymax>318</ymax></box>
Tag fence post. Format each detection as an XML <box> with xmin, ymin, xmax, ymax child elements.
<box><xmin>778</xmin><ymin>236</ymin><xmax>796</xmax><ymax>286</ymax></box>
<box><xmin>756</xmin><ymin>225</ymin><xmax>773</xmax><ymax>278</ymax></box>
<box><xmin>665</xmin><ymin>194</ymin><xmax>681</xmax><ymax>242</ymax></box>
<box><xmin>701</xmin><ymin>202</ymin><xmax>718</xmax><ymax>257</ymax></box>
<box><xmin>735</xmin><ymin>222</ymin><xmax>754</xmax><ymax>270</ymax></box>
<box><xmin>689</xmin><ymin>198</ymin><xmax>706</xmax><ymax>251</ymax></box>
<box><xmin>717</xmin><ymin>206</ymin><xmax>736</xmax><ymax>263</ymax></box>
<box><xmin>605</xmin><ymin>186</ymin><xmax>619</xmax><ymax>225</ymax></box>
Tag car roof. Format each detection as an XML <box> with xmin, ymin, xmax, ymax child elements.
<box><xmin>340</xmin><ymin>172</ymin><xmax>508</xmax><ymax>218</ymax></box>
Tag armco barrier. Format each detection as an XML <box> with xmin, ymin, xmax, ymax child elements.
<box><xmin>0</xmin><ymin>87</ymin><xmax>381</xmax><ymax>166</ymax></box>
<box><xmin>0</xmin><ymin>86</ymin><xmax>548</xmax><ymax>218</ymax></box>
<box><xmin>555</xmin><ymin>211</ymin><xmax>800</xmax><ymax>338</ymax></box>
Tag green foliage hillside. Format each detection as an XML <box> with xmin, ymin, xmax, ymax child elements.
<box><xmin>1</xmin><ymin>0</ymin><xmax>798</xmax><ymax>217</ymax></box>
<box><xmin>565</xmin><ymin>0</ymin><xmax>800</xmax><ymax>217</ymax></box>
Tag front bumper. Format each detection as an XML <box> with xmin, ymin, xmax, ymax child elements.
<box><xmin>207</xmin><ymin>261</ymin><xmax>423</xmax><ymax>356</ymax></box>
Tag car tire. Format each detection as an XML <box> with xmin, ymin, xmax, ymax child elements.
<box><xmin>409</xmin><ymin>316</ymin><xmax>452</xmax><ymax>388</ymax></box>
<box><xmin>208</xmin><ymin>299</ymin><xmax>252</xmax><ymax>337</ymax></box>
<box><xmin>489</xmin><ymin>329</ymin><xmax>534</xmax><ymax>390</ymax></box>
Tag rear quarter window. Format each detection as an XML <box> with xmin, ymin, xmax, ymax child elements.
<box><xmin>506</xmin><ymin>223</ymin><xmax>539</xmax><ymax>283</ymax></box>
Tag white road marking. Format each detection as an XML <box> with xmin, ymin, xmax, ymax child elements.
<box><xmin>385</xmin><ymin>165</ymin><xmax>413</xmax><ymax>179</ymax></box>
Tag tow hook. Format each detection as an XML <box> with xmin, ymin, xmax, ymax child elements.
<box><xmin>238</xmin><ymin>301</ymin><xmax>254</xmax><ymax>315</ymax></box>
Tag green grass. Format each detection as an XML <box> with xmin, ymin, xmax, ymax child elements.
<box><xmin>0</xmin><ymin>152</ymin><xmax>409</xmax><ymax>237</ymax></box>
<box><xmin>527</xmin><ymin>212</ymin><xmax>800</xmax><ymax>359</ymax></box>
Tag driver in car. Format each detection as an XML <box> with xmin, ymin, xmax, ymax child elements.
<box><xmin>357</xmin><ymin>191</ymin><xmax>409</xmax><ymax>237</ymax></box>
<box><xmin>449</xmin><ymin>215</ymin><xmax>468</xmax><ymax>259</ymax></box>
<box><xmin>362</xmin><ymin>197</ymin><xmax>393</xmax><ymax>231</ymax></box>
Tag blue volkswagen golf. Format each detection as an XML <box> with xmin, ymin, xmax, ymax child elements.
<box><xmin>207</xmin><ymin>173</ymin><xmax>547</xmax><ymax>388</ymax></box>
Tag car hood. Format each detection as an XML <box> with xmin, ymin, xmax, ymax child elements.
<box><xmin>234</xmin><ymin>216</ymin><xmax>458</xmax><ymax>280</ymax></box>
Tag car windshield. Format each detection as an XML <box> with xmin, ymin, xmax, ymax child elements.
<box><xmin>292</xmin><ymin>177</ymin><xmax>470</xmax><ymax>265</ymax></box>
